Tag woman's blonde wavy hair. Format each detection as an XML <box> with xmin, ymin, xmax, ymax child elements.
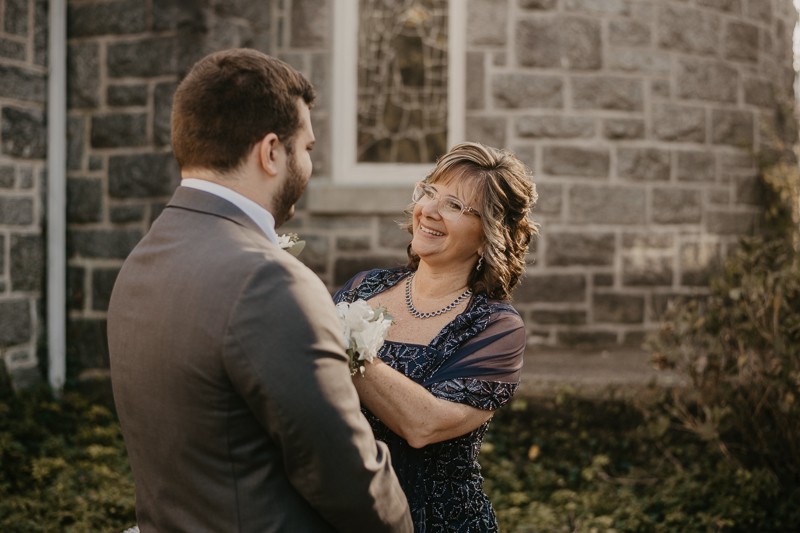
<box><xmin>402</xmin><ymin>142</ymin><xmax>538</xmax><ymax>301</ymax></box>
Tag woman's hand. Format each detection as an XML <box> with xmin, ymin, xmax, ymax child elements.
<box><xmin>353</xmin><ymin>358</ymin><xmax>494</xmax><ymax>449</ymax></box>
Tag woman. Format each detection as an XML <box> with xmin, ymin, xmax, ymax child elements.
<box><xmin>333</xmin><ymin>142</ymin><xmax>538</xmax><ymax>532</ymax></box>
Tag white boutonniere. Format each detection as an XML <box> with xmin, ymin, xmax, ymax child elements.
<box><xmin>335</xmin><ymin>299</ymin><xmax>394</xmax><ymax>376</ymax></box>
<box><xmin>277</xmin><ymin>233</ymin><xmax>305</xmax><ymax>257</ymax></box>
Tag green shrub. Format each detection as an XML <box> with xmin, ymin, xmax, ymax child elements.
<box><xmin>482</xmin><ymin>393</ymin><xmax>800</xmax><ymax>533</ymax></box>
<box><xmin>0</xmin><ymin>379</ymin><xmax>135</xmax><ymax>533</ymax></box>
<box><xmin>650</xmin><ymin>117</ymin><xmax>800</xmax><ymax>488</ymax></box>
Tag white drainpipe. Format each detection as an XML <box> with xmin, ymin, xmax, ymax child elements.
<box><xmin>47</xmin><ymin>0</ymin><xmax>66</xmax><ymax>391</ymax></box>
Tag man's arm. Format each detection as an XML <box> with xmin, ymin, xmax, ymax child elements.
<box><xmin>222</xmin><ymin>258</ymin><xmax>412</xmax><ymax>533</ymax></box>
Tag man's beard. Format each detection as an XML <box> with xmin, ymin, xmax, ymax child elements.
<box><xmin>272</xmin><ymin>150</ymin><xmax>308</xmax><ymax>228</ymax></box>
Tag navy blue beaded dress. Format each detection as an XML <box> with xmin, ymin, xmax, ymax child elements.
<box><xmin>334</xmin><ymin>267</ymin><xmax>525</xmax><ymax>533</ymax></box>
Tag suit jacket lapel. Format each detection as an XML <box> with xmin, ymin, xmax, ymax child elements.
<box><xmin>166</xmin><ymin>186</ymin><xmax>271</xmax><ymax>241</ymax></box>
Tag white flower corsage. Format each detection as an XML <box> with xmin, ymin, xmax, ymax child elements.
<box><xmin>335</xmin><ymin>299</ymin><xmax>394</xmax><ymax>376</ymax></box>
<box><xmin>277</xmin><ymin>233</ymin><xmax>305</xmax><ymax>257</ymax></box>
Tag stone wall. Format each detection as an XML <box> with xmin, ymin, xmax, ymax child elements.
<box><xmin>0</xmin><ymin>0</ymin><xmax>47</xmax><ymax>387</ymax></box>
<box><xmin>58</xmin><ymin>0</ymin><xmax>798</xmax><ymax>377</ymax></box>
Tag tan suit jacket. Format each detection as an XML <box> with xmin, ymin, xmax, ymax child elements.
<box><xmin>108</xmin><ymin>187</ymin><xmax>411</xmax><ymax>533</ymax></box>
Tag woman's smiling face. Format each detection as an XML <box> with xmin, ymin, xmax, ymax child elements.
<box><xmin>411</xmin><ymin>173</ymin><xmax>484</xmax><ymax>270</ymax></box>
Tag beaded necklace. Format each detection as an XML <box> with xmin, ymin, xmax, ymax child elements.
<box><xmin>405</xmin><ymin>272</ymin><xmax>471</xmax><ymax>319</ymax></box>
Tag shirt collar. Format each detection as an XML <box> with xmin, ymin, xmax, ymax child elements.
<box><xmin>180</xmin><ymin>178</ymin><xmax>280</xmax><ymax>246</ymax></box>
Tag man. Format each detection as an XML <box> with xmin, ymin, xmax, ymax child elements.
<box><xmin>108</xmin><ymin>49</ymin><xmax>412</xmax><ymax>533</ymax></box>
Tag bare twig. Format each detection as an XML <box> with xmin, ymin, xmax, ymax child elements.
<box><xmin>656</xmin><ymin>441</ymin><xmax>684</xmax><ymax>473</ymax></box>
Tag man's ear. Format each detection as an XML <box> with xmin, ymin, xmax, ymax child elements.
<box><xmin>258</xmin><ymin>133</ymin><xmax>282</xmax><ymax>178</ymax></box>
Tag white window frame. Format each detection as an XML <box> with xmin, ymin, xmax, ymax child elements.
<box><xmin>331</xmin><ymin>0</ymin><xmax>466</xmax><ymax>185</ymax></box>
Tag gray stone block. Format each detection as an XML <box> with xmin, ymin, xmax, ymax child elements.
<box><xmin>154</xmin><ymin>83</ymin><xmax>178</xmax><ymax>147</ymax></box>
<box><xmin>734</xmin><ymin>175</ymin><xmax>763</xmax><ymax>205</ymax></box>
<box><xmin>67</xmin><ymin>42</ymin><xmax>100</xmax><ymax>108</ymax></box>
<box><xmin>607</xmin><ymin>49</ymin><xmax>670</xmax><ymax>73</ymax></box>
<box><xmin>4</xmin><ymin>0</ymin><xmax>28</xmax><ymax>36</ymax></box>
<box><xmin>697</xmin><ymin>0</ymin><xmax>741</xmax><ymax>13</ymax></box>
<box><xmin>149</xmin><ymin>202</ymin><xmax>167</xmax><ymax>226</ymax></box>
<box><xmin>572</xmin><ymin>77</ymin><xmax>644</xmax><ymax>111</ymax></box>
<box><xmin>529</xmin><ymin>310</ymin><xmax>587</xmax><ymax>325</ymax></box>
<box><xmin>0</xmin><ymin>198</ymin><xmax>34</xmax><ymax>225</ymax></box>
<box><xmin>512</xmin><ymin>145</ymin><xmax>535</xmax><ymax>171</ymax></box>
<box><xmin>91</xmin><ymin>268</ymin><xmax>120</xmax><ymax>311</ymax></box>
<box><xmin>0</xmin><ymin>299</ymin><xmax>30</xmax><ymax>347</ymax></box>
<box><xmin>651</xmin><ymin>79</ymin><xmax>670</xmax><ymax>97</ymax></box>
<box><xmin>153</xmin><ymin>0</ymin><xmax>208</xmax><ymax>32</ymax></box>
<box><xmin>465</xmin><ymin>117</ymin><xmax>506</xmax><ymax>149</ymax></box>
<box><xmin>531</xmin><ymin>183</ymin><xmax>562</xmax><ymax>216</ymax></box>
<box><xmin>88</xmin><ymin>156</ymin><xmax>103</xmax><ymax>171</ymax></box>
<box><xmin>67</xmin><ymin>266</ymin><xmax>85</xmax><ymax>311</ymax></box>
<box><xmin>107</xmin><ymin>37</ymin><xmax>184</xmax><ymax>78</ymax></box>
<box><xmin>657</xmin><ymin>5</ymin><xmax>720</xmax><ymax>55</ymax></box>
<box><xmin>677</xmin><ymin>151</ymin><xmax>715</xmax><ymax>181</ymax></box>
<box><xmin>652</xmin><ymin>188</ymin><xmax>702</xmax><ymax>224</ymax></box>
<box><xmin>542</xmin><ymin>147</ymin><xmax>608</xmax><ymax>177</ymax></box>
<box><xmin>90</xmin><ymin>114</ymin><xmax>147</xmax><ymax>148</ymax></box>
<box><xmin>466</xmin><ymin>52</ymin><xmax>484</xmax><ymax>110</ymax></box>
<box><xmin>516</xmin><ymin>17</ymin><xmax>601</xmax><ymax>70</ymax></box>
<box><xmin>110</xmin><ymin>205</ymin><xmax>145</xmax><ymax>223</ymax></box>
<box><xmin>546</xmin><ymin>232</ymin><xmax>615</xmax><ymax>266</ymax></box>
<box><xmin>67</xmin><ymin>117</ymin><xmax>84</xmax><ymax>171</ymax></box>
<box><xmin>712</xmin><ymin>109</ymin><xmax>754</xmax><ymax>146</ymax></box>
<box><xmin>334</xmin><ymin>256</ymin><xmax>404</xmax><ymax>287</ymax></box>
<box><xmin>0</xmin><ymin>166</ymin><xmax>14</xmax><ymax>188</ymax></box>
<box><xmin>603</xmin><ymin>119</ymin><xmax>644</xmax><ymax>140</ymax></box>
<box><xmin>594</xmin><ymin>273</ymin><xmax>613</xmax><ymax>286</ymax></box>
<box><xmin>67</xmin><ymin>178</ymin><xmax>103</xmax><ymax>223</ymax></box>
<box><xmin>680</xmin><ymin>242</ymin><xmax>721</xmax><ymax>285</ymax></box>
<box><xmin>516</xmin><ymin>116</ymin><xmax>594</xmax><ymax>138</ymax></box>
<box><xmin>108</xmin><ymin>154</ymin><xmax>181</xmax><ymax>199</ymax></box>
<box><xmin>609</xmin><ymin>19</ymin><xmax>651</xmax><ymax>46</ymax></box>
<box><xmin>570</xmin><ymin>186</ymin><xmax>646</xmax><ymax>224</ymax></box>
<box><xmin>743</xmin><ymin>78</ymin><xmax>775</xmax><ymax>108</ymax></box>
<box><xmin>67</xmin><ymin>319</ymin><xmax>109</xmax><ymax>370</ymax></box>
<box><xmin>10</xmin><ymin>364</ymin><xmax>41</xmax><ymax>389</ymax></box>
<box><xmin>593</xmin><ymin>294</ymin><xmax>644</xmax><ymax>323</ymax></box>
<box><xmin>492</xmin><ymin>75</ymin><xmax>563</xmax><ymax>109</ymax></box>
<box><xmin>519</xmin><ymin>0</ymin><xmax>557</xmax><ymax>8</ymax></box>
<box><xmin>309</xmin><ymin>215</ymin><xmax>373</xmax><ymax>230</ymax></box>
<box><xmin>310</xmin><ymin>53</ymin><xmax>329</xmax><ymax>110</ymax></box>
<box><xmin>725</xmin><ymin>21</ymin><xmax>759</xmax><ymax>62</ymax></box>
<box><xmin>708</xmin><ymin>189</ymin><xmax>730</xmax><ymax>205</ymax></box>
<box><xmin>379</xmin><ymin>217</ymin><xmax>410</xmax><ymax>249</ymax></box>
<box><xmin>676</xmin><ymin>59</ymin><xmax>738</xmax><ymax>103</ymax></box>
<box><xmin>310</xmin><ymin>113</ymin><xmax>329</xmax><ymax>176</ymax></box>
<box><xmin>747</xmin><ymin>0</ymin><xmax>771</xmax><ymax>22</ymax></box>
<box><xmin>10</xmin><ymin>234</ymin><xmax>43</xmax><ymax>292</ymax></box>
<box><xmin>67</xmin><ymin>1</ymin><xmax>146</xmax><ymax>37</ymax></box>
<box><xmin>493</xmin><ymin>52</ymin><xmax>506</xmax><ymax>66</ymax></box>
<box><xmin>564</xmin><ymin>0</ymin><xmax>630</xmax><ymax>15</ymax></box>
<box><xmin>0</xmin><ymin>38</ymin><xmax>25</xmax><ymax>60</ymax></box>
<box><xmin>557</xmin><ymin>330</ymin><xmax>618</xmax><ymax>347</ymax></box>
<box><xmin>107</xmin><ymin>85</ymin><xmax>148</xmax><ymax>107</ymax></box>
<box><xmin>336</xmin><ymin>236</ymin><xmax>371</xmax><ymax>252</ymax></box>
<box><xmin>468</xmin><ymin>0</ymin><xmax>508</xmax><ymax>46</ymax></box>
<box><xmin>0</xmin><ymin>64</ymin><xmax>46</xmax><ymax>104</ymax></box>
<box><xmin>623</xmin><ymin>233</ymin><xmax>674</xmax><ymax>249</ymax></box>
<box><xmin>34</xmin><ymin>0</ymin><xmax>47</xmax><ymax>66</ymax></box>
<box><xmin>706</xmin><ymin>211</ymin><xmax>755</xmax><ymax>235</ymax></box>
<box><xmin>67</xmin><ymin>229</ymin><xmax>143</xmax><ymax>259</ymax></box>
<box><xmin>17</xmin><ymin>167</ymin><xmax>33</xmax><ymax>189</ymax></box>
<box><xmin>514</xmin><ymin>273</ymin><xmax>586</xmax><ymax>303</ymax></box>
<box><xmin>618</xmin><ymin>148</ymin><xmax>670</xmax><ymax>181</ymax></box>
<box><xmin>295</xmin><ymin>234</ymin><xmax>330</xmax><ymax>274</ymax></box>
<box><xmin>652</xmin><ymin>104</ymin><xmax>705</xmax><ymax>143</ymax></box>
<box><xmin>291</xmin><ymin>0</ymin><xmax>328</xmax><ymax>47</ymax></box>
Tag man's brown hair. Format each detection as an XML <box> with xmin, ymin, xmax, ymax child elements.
<box><xmin>171</xmin><ymin>48</ymin><xmax>315</xmax><ymax>172</ymax></box>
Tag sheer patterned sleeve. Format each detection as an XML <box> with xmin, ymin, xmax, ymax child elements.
<box><xmin>425</xmin><ymin>304</ymin><xmax>525</xmax><ymax>411</ymax></box>
<box><xmin>332</xmin><ymin>271</ymin><xmax>372</xmax><ymax>304</ymax></box>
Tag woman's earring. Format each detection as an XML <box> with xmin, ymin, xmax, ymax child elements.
<box><xmin>476</xmin><ymin>255</ymin><xmax>483</xmax><ymax>271</ymax></box>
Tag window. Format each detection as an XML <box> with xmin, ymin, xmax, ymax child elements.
<box><xmin>331</xmin><ymin>0</ymin><xmax>466</xmax><ymax>184</ymax></box>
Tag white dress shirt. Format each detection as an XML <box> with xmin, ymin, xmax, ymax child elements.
<box><xmin>181</xmin><ymin>178</ymin><xmax>280</xmax><ymax>246</ymax></box>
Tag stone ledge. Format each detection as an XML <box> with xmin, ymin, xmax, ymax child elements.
<box><xmin>306</xmin><ymin>183</ymin><xmax>411</xmax><ymax>215</ymax></box>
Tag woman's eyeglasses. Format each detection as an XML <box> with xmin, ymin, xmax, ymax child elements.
<box><xmin>412</xmin><ymin>182</ymin><xmax>481</xmax><ymax>221</ymax></box>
